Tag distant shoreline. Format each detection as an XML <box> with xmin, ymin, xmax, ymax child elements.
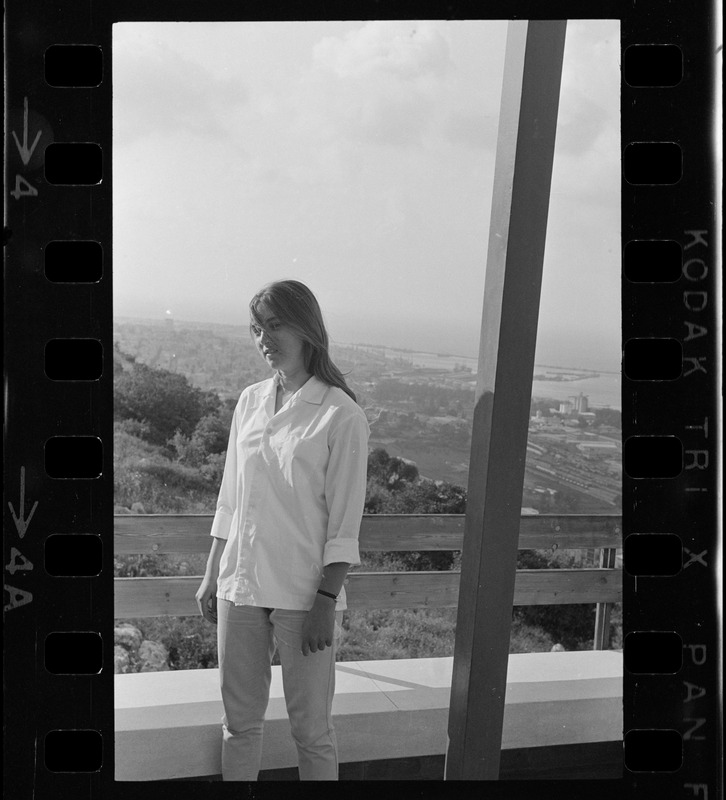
<box><xmin>112</xmin><ymin>316</ymin><xmax>620</xmax><ymax>377</ymax></box>
<box><xmin>346</xmin><ymin>341</ymin><xmax>621</xmax><ymax>377</ymax></box>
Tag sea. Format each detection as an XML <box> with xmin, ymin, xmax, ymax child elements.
<box><xmin>352</xmin><ymin>346</ymin><xmax>621</xmax><ymax>411</ymax></box>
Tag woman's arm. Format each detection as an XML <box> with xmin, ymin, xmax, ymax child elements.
<box><xmin>301</xmin><ymin>407</ymin><xmax>370</xmax><ymax>656</ymax></box>
<box><xmin>195</xmin><ymin>536</ymin><xmax>226</xmax><ymax>624</ymax></box>
<box><xmin>322</xmin><ymin>410</ymin><xmax>370</xmax><ymax>566</ymax></box>
<box><xmin>301</xmin><ymin>561</ymin><xmax>349</xmax><ymax>656</ymax></box>
<box><xmin>197</xmin><ymin>396</ymin><xmax>242</xmax><ymax>624</ymax></box>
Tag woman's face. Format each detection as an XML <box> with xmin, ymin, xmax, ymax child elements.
<box><xmin>252</xmin><ymin>303</ymin><xmax>307</xmax><ymax>375</ymax></box>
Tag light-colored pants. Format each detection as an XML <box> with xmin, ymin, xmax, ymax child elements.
<box><xmin>217</xmin><ymin>600</ymin><xmax>341</xmax><ymax>781</ymax></box>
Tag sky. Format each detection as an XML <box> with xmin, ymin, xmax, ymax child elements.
<box><xmin>113</xmin><ymin>20</ymin><xmax>621</xmax><ymax>371</ymax></box>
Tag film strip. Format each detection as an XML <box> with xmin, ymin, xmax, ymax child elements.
<box><xmin>620</xmin><ymin>16</ymin><xmax>721</xmax><ymax>797</ymax></box>
<box><xmin>4</xmin><ymin>1</ymin><xmax>721</xmax><ymax>798</ymax></box>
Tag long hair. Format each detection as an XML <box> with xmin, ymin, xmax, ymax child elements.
<box><xmin>249</xmin><ymin>280</ymin><xmax>357</xmax><ymax>403</ymax></box>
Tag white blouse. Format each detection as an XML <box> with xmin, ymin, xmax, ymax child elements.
<box><xmin>212</xmin><ymin>374</ymin><xmax>370</xmax><ymax>611</ymax></box>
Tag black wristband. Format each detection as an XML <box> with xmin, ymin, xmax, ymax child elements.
<box><xmin>316</xmin><ymin>589</ymin><xmax>337</xmax><ymax>601</ymax></box>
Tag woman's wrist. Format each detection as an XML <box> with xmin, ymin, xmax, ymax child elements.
<box><xmin>316</xmin><ymin>562</ymin><xmax>349</xmax><ymax>600</ymax></box>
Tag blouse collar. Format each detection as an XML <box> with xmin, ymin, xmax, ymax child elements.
<box><xmin>271</xmin><ymin>373</ymin><xmax>328</xmax><ymax>406</ymax></box>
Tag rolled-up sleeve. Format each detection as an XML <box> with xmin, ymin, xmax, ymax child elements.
<box><xmin>209</xmin><ymin>400</ymin><xmax>241</xmax><ymax>541</ymax></box>
<box><xmin>323</xmin><ymin>409</ymin><xmax>370</xmax><ymax>566</ymax></box>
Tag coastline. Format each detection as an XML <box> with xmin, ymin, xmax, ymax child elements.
<box><xmin>346</xmin><ymin>343</ymin><xmax>621</xmax><ymax>410</ymax></box>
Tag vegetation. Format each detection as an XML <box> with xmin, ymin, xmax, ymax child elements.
<box><xmin>114</xmin><ymin>346</ymin><xmax>233</xmax><ymax>512</ymax></box>
<box><xmin>113</xmin><ymin>345</ymin><xmax>219</xmax><ymax>444</ymax></box>
<box><xmin>113</xmin><ymin>326</ymin><xmax>622</xmax><ymax>672</ymax></box>
<box><xmin>371</xmin><ymin>378</ymin><xmax>474</xmax><ymax>418</ymax></box>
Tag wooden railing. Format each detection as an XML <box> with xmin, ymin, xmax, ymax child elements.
<box><xmin>115</xmin><ymin>513</ymin><xmax>621</xmax><ymax>649</ymax></box>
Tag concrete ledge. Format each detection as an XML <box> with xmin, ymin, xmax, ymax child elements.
<box><xmin>115</xmin><ymin>651</ymin><xmax>622</xmax><ymax>781</ymax></box>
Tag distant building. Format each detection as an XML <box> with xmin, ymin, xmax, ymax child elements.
<box><xmin>568</xmin><ymin>393</ymin><xmax>589</xmax><ymax>413</ymax></box>
<box><xmin>561</xmin><ymin>393</ymin><xmax>589</xmax><ymax>415</ymax></box>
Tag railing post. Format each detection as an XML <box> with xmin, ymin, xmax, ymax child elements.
<box><xmin>593</xmin><ymin>547</ymin><xmax>617</xmax><ymax>650</ymax></box>
<box><xmin>445</xmin><ymin>20</ymin><xmax>567</xmax><ymax>781</ymax></box>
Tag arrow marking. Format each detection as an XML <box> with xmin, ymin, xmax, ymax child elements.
<box><xmin>11</xmin><ymin>97</ymin><xmax>43</xmax><ymax>166</ymax></box>
<box><xmin>7</xmin><ymin>467</ymin><xmax>39</xmax><ymax>539</ymax></box>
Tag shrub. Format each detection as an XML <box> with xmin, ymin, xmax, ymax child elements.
<box><xmin>169</xmin><ymin>411</ymin><xmax>233</xmax><ymax>467</ymax></box>
<box><xmin>338</xmin><ymin>609</ymin><xmax>457</xmax><ymax>661</ymax></box>
<box><xmin>114</xmin><ymin>427</ymin><xmax>218</xmax><ymax>513</ymax></box>
<box><xmin>509</xmin><ymin>618</ymin><xmax>557</xmax><ymax>653</ymax></box>
<box><xmin>114</xmin><ymin>359</ymin><xmax>211</xmax><ymax>445</ymax></box>
<box><xmin>116</xmin><ymin>616</ymin><xmax>219</xmax><ymax>671</ymax></box>
<box><xmin>115</xmin><ymin>418</ymin><xmax>153</xmax><ymax>439</ymax></box>
<box><xmin>514</xmin><ymin>604</ymin><xmax>596</xmax><ymax>651</ymax></box>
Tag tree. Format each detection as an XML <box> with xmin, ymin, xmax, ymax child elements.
<box><xmin>191</xmin><ymin>410</ymin><xmax>232</xmax><ymax>454</ymax></box>
<box><xmin>390</xmin><ymin>480</ymin><xmax>467</xmax><ymax>515</ymax></box>
<box><xmin>367</xmin><ymin>447</ymin><xmax>420</xmax><ymax>491</ymax></box>
<box><xmin>593</xmin><ymin>407</ymin><xmax>621</xmax><ymax>429</ymax></box>
<box><xmin>114</xmin><ymin>359</ymin><xmax>210</xmax><ymax>446</ymax></box>
<box><xmin>170</xmin><ymin>409</ymin><xmax>233</xmax><ymax>469</ymax></box>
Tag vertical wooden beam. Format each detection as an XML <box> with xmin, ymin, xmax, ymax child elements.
<box><xmin>593</xmin><ymin>547</ymin><xmax>617</xmax><ymax>649</ymax></box>
<box><xmin>445</xmin><ymin>20</ymin><xmax>567</xmax><ymax>780</ymax></box>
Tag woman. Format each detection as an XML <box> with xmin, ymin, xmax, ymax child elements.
<box><xmin>196</xmin><ymin>280</ymin><xmax>370</xmax><ymax>781</ymax></box>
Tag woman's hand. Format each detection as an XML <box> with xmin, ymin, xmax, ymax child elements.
<box><xmin>301</xmin><ymin>596</ymin><xmax>336</xmax><ymax>656</ymax></box>
<box><xmin>196</xmin><ymin>537</ymin><xmax>225</xmax><ymax>624</ymax></box>
<box><xmin>195</xmin><ymin>577</ymin><xmax>218</xmax><ymax>624</ymax></box>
